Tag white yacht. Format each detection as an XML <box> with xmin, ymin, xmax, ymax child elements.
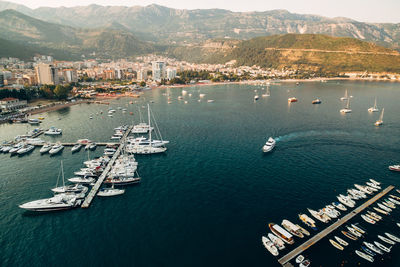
<box><xmin>68</xmin><ymin>177</ymin><xmax>96</xmax><ymax>184</ymax></box>
<box><xmin>52</xmin><ymin>184</ymin><xmax>88</xmax><ymax>194</ymax></box>
<box><xmin>97</xmin><ymin>186</ymin><xmax>125</xmax><ymax>197</ymax></box>
<box><xmin>340</xmin><ymin>98</ymin><xmax>352</xmax><ymax>113</ymax></box>
<box><xmin>71</xmin><ymin>144</ymin><xmax>82</xmax><ymax>153</ymax></box>
<box><xmin>9</xmin><ymin>142</ymin><xmax>25</xmax><ymax>154</ymax></box>
<box><xmin>368</xmin><ymin>97</ymin><xmax>379</xmax><ymax>112</ymax></box>
<box><xmin>104</xmin><ymin>177</ymin><xmax>141</xmax><ymax>185</ymax></box>
<box><xmin>44</xmin><ymin>127</ymin><xmax>62</xmax><ymax>135</ymax></box>
<box><xmin>104</xmin><ymin>148</ymin><xmax>117</xmax><ymax>156</ymax></box>
<box><xmin>40</xmin><ymin>143</ymin><xmax>52</xmax><ymax>154</ymax></box>
<box><xmin>19</xmin><ymin>194</ymin><xmax>81</xmax><ymax>211</ymax></box>
<box><xmin>355</xmin><ymin>250</ymin><xmax>374</xmax><ymax>262</ymax></box>
<box><xmin>17</xmin><ymin>145</ymin><xmax>35</xmax><ymax>155</ymax></box>
<box><xmin>261</xmin><ymin>236</ymin><xmax>279</xmax><ymax>256</ymax></box>
<box><xmin>307</xmin><ymin>208</ymin><xmax>330</xmax><ymax>223</ymax></box>
<box><xmin>378</xmin><ymin>235</ymin><xmax>395</xmax><ymax>245</ymax></box>
<box><xmin>25</xmin><ymin>138</ymin><xmax>45</xmax><ymax>145</ymax></box>
<box><xmin>49</xmin><ymin>143</ymin><xmax>64</xmax><ymax>155</ymax></box>
<box><xmin>262</xmin><ymin>137</ymin><xmax>276</xmax><ymax>153</ymax></box>
<box><xmin>267</xmin><ymin>233</ymin><xmax>285</xmax><ymax>250</ymax></box>
<box><xmin>127</xmin><ymin>136</ymin><xmax>169</xmax><ymax>147</ymax></box>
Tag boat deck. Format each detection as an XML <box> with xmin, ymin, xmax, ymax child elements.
<box><xmin>33</xmin><ymin>142</ymin><xmax>118</xmax><ymax>146</ymax></box>
<box><xmin>278</xmin><ymin>185</ymin><xmax>394</xmax><ymax>266</ymax></box>
<box><xmin>81</xmin><ymin>126</ymin><xmax>133</xmax><ymax>208</ymax></box>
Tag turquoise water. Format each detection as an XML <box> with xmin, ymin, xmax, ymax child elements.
<box><xmin>0</xmin><ymin>81</ymin><xmax>400</xmax><ymax>266</ymax></box>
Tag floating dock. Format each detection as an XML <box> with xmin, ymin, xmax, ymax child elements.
<box><xmin>81</xmin><ymin>126</ymin><xmax>133</xmax><ymax>208</ymax></box>
<box><xmin>279</xmin><ymin>185</ymin><xmax>395</xmax><ymax>266</ymax></box>
<box><xmin>33</xmin><ymin>142</ymin><xmax>118</xmax><ymax>147</ymax></box>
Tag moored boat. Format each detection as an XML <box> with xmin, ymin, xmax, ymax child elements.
<box><xmin>334</xmin><ymin>236</ymin><xmax>348</xmax><ymax>246</ymax></box>
<box><xmin>342</xmin><ymin>230</ymin><xmax>357</xmax><ymax>240</ymax></box>
<box><xmin>288</xmin><ymin>97</ymin><xmax>297</xmax><ymax>103</ymax></box>
<box><xmin>19</xmin><ymin>194</ymin><xmax>81</xmax><ymax>211</ymax></box>
<box><xmin>374</xmin><ymin>241</ymin><xmax>391</xmax><ymax>253</ymax></box>
<box><xmin>49</xmin><ymin>143</ymin><xmax>64</xmax><ymax>155</ymax></box>
<box><xmin>332</xmin><ymin>202</ymin><xmax>347</xmax><ymax>211</ymax></box>
<box><xmin>40</xmin><ymin>143</ymin><xmax>52</xmax><ymax>154</ymax></box>
<box><xmin>295</xmin><ymin>224</ymin><xmax>310</xmax><ymax>236</ymax></box>
<box><xmin>378</xmin><ymin>235</ymin><xmax>395</xmax><ymax>245</ymax></box>
<box><xmin>281</xmin><ymin>220</ymin><xmax>304</xmax><ymax>238</ymax></box>
<box><xmin>308</xmin><ymin>208</ymin><xmax>330</xmax><ymax>223</ymax></box>
<box><xmin>385</xmin><ymin>233</ymin><xmax>400</xmax><ymax>243</ymax></box>
<box><xmin>373</xmin><ymin>207</ymin><xmax>389</xmax><ymax>215</ymax></box>
<box><xmin>295</xmin><ymin>255</ymin><xmax>304</xmax><ymax>264</ymax></box>
<box><xmin>71</xmin><ymin>144</ymin><xmax>82</xmax><ymax>153</ymax></box>
<box><xmin>363</xmin><ymin>241</ymin><xmax>383</xmax><ymax>255</ymax></box>
<box><xmin>268</xmin><ymin>223</ymin><xmax>294</xmax><ymax>245</ymax></box>
<box><xmin>299</xmin><ymin>259</ymin><xmax>310</xmax><ymax>267</ymax></box>
<box><xmin>351</xmin><ymin>223</ymin><xmax>366</xmax><ymax>234</ymax></box>
<box><xmin>267</xmin><ymin>233</ymin><xmax>285</xmax><ymax>250</ymax></box>
<box><xmin>355</xmin><ymin>250</ymin><xmax>374</xmax><ymax>262</ymax></box>
<box><xmin>261</xmin><ymin>236</ymin><xmax>279</xmax><ymax>256</ymax></box>
<box><xmin>298</xmin><ymin>213</ymin><xmax>317</xmax><ymax>230</ymax></box>
<box><xmin>97</xmin><ymin>186</ymin><xmax>125</xmax><ymax>197</ymax></box>
<box><xmin>361</xmin><ymin>214</ymin><xmax>376</xmax><ymax>224</ymax></box>
<box><xmin>329</xmin><ymin>239</ymin><xmax>344</xmax><ymax>250</ymax></box>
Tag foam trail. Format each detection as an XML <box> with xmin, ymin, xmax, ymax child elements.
<box><xmin>275</xmin><ymin>130</ymin><xmax>354</xmax><ymax>142</ymax></box>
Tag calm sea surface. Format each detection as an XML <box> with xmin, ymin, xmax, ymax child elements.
<box><xmin>0</xmin><ymin>81</ymin><xmax>400</xmax><ymax>267</ymax></box>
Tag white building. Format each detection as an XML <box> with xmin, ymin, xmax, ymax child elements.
<box><xmin>35</xmin><ymin>63</ymin><xmax>59</xmax><ymax>85</ymax></box>
<box><xmin>0</xmin><ymin>98</ymin><xmax>27</xmax><ymax>112</ymax></box>
<box><xmin>152</xmin><ymin>61</ymin><xmax>166</xmax><ymax>82</ymax></box>
<box><xmin>166</xmin><ymin>68</ymin><xmax>177</xmax><ymax>80</ymax></box>
<box><xmin>63</xmin><ymin>69</ymin><xmax>78</xmax><ymax>83</ymax></box>
<box><xmin>137</xmin><ymin>69</ymin><xmax>148</xmax><ymax>81</ymax></box>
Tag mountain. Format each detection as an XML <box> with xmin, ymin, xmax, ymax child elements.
<box><xmin>0</xmin><ymin>9</ymin><xmax>155</xmax><ymax>60</ymax></box>
<box><xmin>0</xmin><ymin>1</ymin><xmax>399</xmax><ymax>49</ymax></box>
<box><xmin>168</xmin><ymin>34</ymin><xmax>400</xmax><ymax>73</ymax></box>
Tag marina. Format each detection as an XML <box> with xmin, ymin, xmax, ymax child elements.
<box><xmin>279</xmin><ymin>185</ymin><xmax>395</xmax><ymax>266</ymax></box>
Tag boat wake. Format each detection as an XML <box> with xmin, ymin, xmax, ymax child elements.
<box><xmin>275</xmin><ymin>130</ymin><xmax>354</xmax><ymax>142</ymax></box>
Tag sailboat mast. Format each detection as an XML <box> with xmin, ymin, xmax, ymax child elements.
<box><xmin>347</xmin><ymin>98</ymin><xmax>350</xmax><ymax>109</ymax></box>
<box><xmin>374</xmin><ymin>97</ymin><xmax>377</xmax><ymax>109</ymax></box>
<box><xmin>148</xmin><ymin>103</ymin><xmax>151</xmax><ymax>142</ymax></box>
<box><xmin>380</xmin><ymin>108</ymin><xmax>384</xmax><ymax>120</ymax></box>
<box><xmin>61</xmin><ymin>160</ymin><xmax>65</xmax><ymax>187</ymax></box>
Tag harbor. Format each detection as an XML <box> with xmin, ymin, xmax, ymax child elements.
<box><xmin>279</xmin><ymin>185</ymin><xmax>395</xmax><ymax>266</ymax></box>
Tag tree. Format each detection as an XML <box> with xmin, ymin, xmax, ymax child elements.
<box><xmin>139</xmin><ymin>81</ymin><xmax>146</xmax><ymax>87</ymax></box>
<box><xmin>54</xmin><ymin>85</ymin><xmax>69</xmax><ymax>100</ymax></box>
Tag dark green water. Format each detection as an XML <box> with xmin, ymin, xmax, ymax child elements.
<box><xmin>0</xmin><ymin>81</ymin><xmax>400</xmax><ymax>267</ymax></box>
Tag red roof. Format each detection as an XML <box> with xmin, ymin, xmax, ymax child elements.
<box><xmin>1</xmin><ymin>97</ymin><xmax>18</xmax><ymax>101</ymax></box>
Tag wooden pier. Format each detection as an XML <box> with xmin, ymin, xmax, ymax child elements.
<box><xmin>81</xmin><ymin>126</ymin><xmax>133</xmax><ymax>208</ymax></box>
<box><xmin>278</xmin><ymin>185</ymin><xmax>395</xmax><ymax>266</ymax></box>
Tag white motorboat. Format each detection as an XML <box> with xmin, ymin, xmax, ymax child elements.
<box><xmin>379</xmin><ymin>202</ymin><xmax>393</xmax><ymax>212</ymax></box>
<box><xmin>373</xmin><ymin>207</ymin><xmax>389</xmax><ymax>215</ymax></box>
<box><xmin>25</xmin><ymin>138</ymin><xmax>45</xmax><ymax>145</ymax></box>
<box><xmin>363</xmin><ymin>241</ymin><xmax>383</xmax><ymax>255</ymax></box>
<box><xmin>295</xmin><ymin>255</ymin><xmax>304</xmax><ymax>264</ymax></box>
<box><xmin>1</xmin><ymin>145</ymin><xmax>12</xmax><ymax>153</ymax></box>
<box><xmin>52</xmin><ymin>184</ymin><xmax>88</xmax><ymax>194</ymax></box>
<box><xmin>71</xmin><ymin>144</ymin><xmax>82</xmax><ymax>153</ymax></box>
<box><xmin>374</xmin><ymin>108</ymin><xmax>384</xmax><ymax>126</ymax></box>
<box><xmin>374</xmin><ymin>241</ymin><xmax>391</xmax><ymax>253</ymax></box>
<box><xmin>389</xmin><ymin>165</ymin><xmax>400</xmax><ymax>172</ymax></box>
<box><xmin>262</xmin><ymin>137</ymin><xmax>276</xmax><ymax>153</ymax></box>
<box><xmin>267</xmin><ymin>233</ymin><xmax>285</xmax><ymax>250</ymax></box>
<box><xmin>337</xmin><ymin>195</ymin><xmax>355</xmax><ymax>208</ymax></box>
<box><xmin>355</xmin><ymin>250</ymin><xmax>374</xmax><ymax>262</ymax></box>
<box><xmin>298</xmin><ymin>213</ymin><xmax>317</xmax><ymax>230</ymax></box>
<box><xmin>68</xmin><ymin>177</ymin><xmax>96</xmax><ymax>184</ymax></box>
<box><xmin>299</xmin><ymin>259</ymin><xmax>310</xmax><ymax>267</ymax></box>
<box><xmin>97</xmin><ymin>186</ymin><xmax>125</xmax><ymax>197</ymax></box>
<box><xmin>17</xmin><ymin>145</ymin><xmax>35</xmax><ymax>155</ymax></box>
<box><xmin>368</xmin><ymin>97</ymin><xmax>379</xmax><ymax>112</ymax></box>
<box><xmin>39</xmin><ymin>143</ymin><xmax>52</xmax><ymax>154</ymax></box>
<box><xmin>329</xmin><ymin>239</ymin><xmax>344</xmax><ymax>250</ymax></box>
<box><xmin>385</xmin><ymin>233</ymin><xmax>400</xmax><ymax>243</ymax></box>
<box><xmin>88</xmin><ymin>143</ymin><xmax>97</xmax><ymax>150</ymax></box>
<box><xmin>295</xmin><ymin>224</ymin><xmax>310</xmax><ymax>236</ymax></box>
<box><xmin>340</xmin><ymin>98</ymin><xmax>352</xmax><ymax>113</ymax></box>
<box><xmin>346</xmin><ymin>226</ymin><xmax>362</xmax><ymax>237</ymax></box>
<box><xmin>351</xmin><ymin>224</ymin><xmax>366</xmax><ymax>234</ymax></box>
<box><xmin>9</xmin><ymin>142</ymin><xmax>25</xmax><ymax>154</ymax></box>
<box><xmin>268</xmin><ymin>223</ymin><xmax>294</xmax><ymax>244</ymax></box>
<box><xmin>104</xmin><ymin>177</ymin><xmax>141</xmax><ymax>185</ymax></box>
<box><xmin>28</xmin><ymin>118</ymin><xmax>40</xmax><ymax>125</ymax></box>
<box><xmin>132</xmin><ymin>123</ymin><xmax>153</xmax><ymax>134</ymax></box>
<box><xmin>104</xmin><ymin>148</ymin><xmax>117</xmax><ymax>156</ymax></box>
<box><xmin>261</xmin><ymin>236</ymin><xmax>279</xmax><ymax>256</ymax></box>
<box><xmin>369</xmin><ymin>179</ymin><xmax>380</xmax><ymax>185</ymax></box>
<box><xmin>334</xmin><ymin>236</ymin><xmax>348</xmax><ymax>246</ymax></box>
<box><xmin>254</xmin><ymin>95</ymin><xmax>259</xmax><ymax>101</ymax></box>
<box><xmin>332</xmin><ymin>202</ymin><xmax>347</xmax><ymax>211</ymax></box>
<box><xmin>307</xmin><ymin>208</ymin><xmax>330</xmax><ymax>223</ymax></box>
<box><xmin>281</xmin><ymin>220</ymin><xmax>304</xmax><ymax>238</ymax></box>
<box><xmin>378</xmin><ymin>235</ymin><xmax>395</xmax><ymax>245</ymax></box>
<box><xmin>389</xmin><ymin>198</ymin><xmax>400</xmax><ymax>205</ymax></box>
<box><xmin>19</xmin><ymin>194</ymin><xmax>81</xmax><ymax>211</ymax></box>
<box><xmin>49</xmin><ymin>143</ymin><xmax>64</xmax><ymax>155</ymax></box>
<box><xmin>361</xmin><ymin>214</ymin><xmax>375</xmax><ymax>224</ymax></box>
<box><xmin>127</xmin><ymin>136</ymin><xmax>169</xmax><ymax>147</ymax></box>
<box><xmin>44</xmin><ymin>127</ymin><xmax>62</xmax><ymax>135</ymax></box>
<box><xmin>354</xmin><ymin>184</ymin><xmax>373</xmax><ymax>195</ymax></box>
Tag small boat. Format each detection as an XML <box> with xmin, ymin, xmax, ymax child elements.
<box><xmin>312</xmin><ymin>99</ymin><xmax>321</xmax><ymax>104</ymax></box>
<box><xmin>341</xmin><ymin>230</ymin><xmax>357</xmax><ymax>240</ymax></box>
<box><xmin>281</xmin><ymin>220</ymin><xmax>304</xmax><ymax>238</ymax></box>
<box><xmin>28</xmin><ymin>118</ymin><xmax>40</xmax><ymax>125</ymax></box>
<box><xmin>262</xmin><ymin>137</ymin><xmax>276</xmax><ymax>153</ymax></box>
<box><xmin>389</xmin><ymin>165</ymin><xmax>400</xmax><ymax>172</ymax></box>
<box><xmin>207</xmin><ymin>99</ymin><xmax>214</xmax><ymax>103</ymax></box>
<box><xmin>384</xmin><ymin>199</ymin><xmax>396</xmax><ymax>208</ymax></box>
<box><xmin>329</xmin><ymin>239</ymin><xmax>344</xmax><ymax>250</ymax></box>
<box><xmin>366</xmin><ymin>182</ymin><xmax>381</xmax><ymax>190</ymax></box>
<box><xmin>261</xmin><ymin>236</ymin><xmax>279</xmax><ymax>256</ymax></box>
<box><xmin>298</xmin><ymin>213</ymin><xmax>317</xmax><ymax>230</ymax></box>
<box><xmin>381</xmin><ymin>201</ymin><xmax>395</xmax><ymax>210</ymax></box>
<box><xmin>254</xmin><ymin>95</ymin><xmax>259</xmax><ymax>101</ymax></box>
<box><xmin>373</xmin><ymin>207</ymin><xmax>389</xmax><ymax>215</ymax></box>
<box><xmin>363</xmin><ymin>241</ymin><xmax>383</xmax><ymax>255</ymax></box>
<box><xmin>97</xmin><ymin>186</ymin><xmax>125</xmax><ymax>197</ymax></box>
<box><xmin>71</xmin><ymin>144</ymin><xmax>82</xmax><ymax>153</ymax></box>
<box><xmin>369</xmin><ymin>179</ymin><xmax>380</xmax><ymax>185</ymax></box>
<box><xmin>374</xmin><ymin>241</ymin><xmax>391</xmax><ymax>253</ymax></box>
<box><xmin>295</xmin><ymin>224</ymin><xmax>310</xmax><ymax>236</ymax></box>
<box><xmin>361</xmin><ymin>214</ymin><xmax>376</xmax><ymax>224</ymax></box>
<box><xmin>332</xmin><ymin>202</ymin><xmax>347</xmax><ymax>211</ymax></box>
<box><xmin>365</xmin><ymin>213</ymin><xmax>380</xmax><ymax>222</ymax></box>
<box><xmin>308</xmin><ymin>208</ymin><xmax>330</xmax><ymax>223</ymax></box>
<box><xmin>288</xmin><ymin>97</ymin><xmax>297</xmax><ymax>103</ymax></box>
<box><xmin>378</xmin><ymin>235</ymin><xmax>395</xmax><ymax>245</ymax></box>
<box><xmin>89</xmin><ymin>143</ymin><xmax>97</xmax><ymax>151</ymax></box>
<box><xmin>351</xmin><ymin>223</ymin><xmax>366</xmax><ymax>234</ymax></box>
<box><xmin>340</xmin><ymin>89</ymin><xmax>348</xmax><ymax>101</ymax></box>
<box><xmin>361</xmin><ymin>245</ymin><xmax>376</xmax><ymax>257</ymax></box>
<box><xmin>49</xmin><ymin>144</ymin><xmax>64</xmax><ymax>155</ymax></box>
<box><xmin>368</xmin><ymin>97</ymin><xmax>379</xmax><ymax>112</ymax></box>
<box><xmin>295</xmin><ymin>255</ymin><xmax>304</xmax><ymax>264</ymax></box>
<box><xmin>346</xmin><ymin>226</ymin><xmax>362</xmax><ymax>237</ymax></box>
<box><xmin>390</xmin><ymin>195</ymin><xmax>400</xmax><ymax>201</ymax></box>
<box><xmin>104</xmin><ymin>177</ymin><xmax>141</xmax><ymax>186</ymax></box>
<box><xmin>299</xmin><ymin>259</ymin><xmax>310</xmax><ymax>267</ymax></box>
<box><xmin>385</xmin><ymin>232</ymin><xmax>400</xmax><ymax>243</ymax></box>
<box><xmin>68</xmin><ymin>177</ymin><xmax>96</xmax><ymax>184</ymax></box>
<box><xmin>334</xmin><ymin>236</ymin><xmax>348</xmax><ymax>246</ymax></box>
<box><xmin>52</xmin><ymin>184</ymin><xmax>88</xmax><ymax>194</ymax></box>
<box><xmin>44</xmin><ymin>126</ymin><xmax>62</xmax><ymax>135</ymax></box>
<box><xmin>355</xmin><ymin>250</ymin><xmax>374</xmax><ymax>262</ymax></box>
<box><xmin>40</xmin><ymin>143</ymin><xmax>52</xmax><ymax>154</ymax></box>
<box><xmin>366</xmin><ymin>211</ymin><xmax>382</xmax><ymax>221</ymax></box>
<box><xmin>398</xmin><ymin>223</ymin><xmax>400</xmax><ymax>228</ymax></box>
<box><xmin>267</xmin><ymin>233</ymin><xmax>285</xmax><ymax>250</ymax></box>
<box><xmin>268</xmin><ymin>223</ymin><xmax>294</xmax><ymax>245</ymax></box>
<box><xmin>374</xmin><ymin>108</ymin><xmax>384</xmax><ymax>126</ymax></box>
<box><xmin>17</xmin><ymin>145</ymin><xmax>35</xmax><ymax>155</ymax></box>
<box><xmin>340</xmin><ymin>98</ymin><xmax>352</xmax><ymax>113</ymax></box>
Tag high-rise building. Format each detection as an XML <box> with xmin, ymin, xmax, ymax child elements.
<box><xmin>152</xmin><ymin>61</ymin><xmax>166</xmax><ymax>82</ymax></box>
<box><xmin>166</xmin><ymin>68</ymin><xmax>177</xmax><ymax>80</ymax></box>
<box><xmin>0</xmin><ymin>73</ymin><xmax>4</xmax><ymax>87</ymax></box>
<box><xmin>137</xmin><ymin>69</ymin><xmax>148</xmax><ymax>81</ymax></box>
<box><xmin>35</xmin><ymin>63</ymin><xmax>59</xmax><ymax>85</ymax></box>
<box><xmin>63</xmin><ymin>69</ymin><xmax>78</xmax><ymax>83</ymax></box>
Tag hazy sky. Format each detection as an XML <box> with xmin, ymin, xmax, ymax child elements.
<box><xmin>6</xmin><ymin>0</ymin><xmax>400</xmax><ymax>23</ymax></box>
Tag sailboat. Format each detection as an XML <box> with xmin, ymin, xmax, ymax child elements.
<box><xmin>340</xmin><ymin>98</ymin><xmax>352</xmax><ymax>113</ymax></box>
<box><xmin>126</xmin><ymin>104</ymin><xmax>168</xmax><ymax>154</ymax></box>
<box><xmin>51</xmin><ymin>161</ymin><xmax>88</xmax><ymax>195</ymax></box>
<box><xmin>368</xmin><ymin>98</ymin><xmax>379</xmax><ymax>112</ymax></box>
<box><xmin>340</xmin><ymin>89</ymin><xmax>348</xmax><ymax>101</ymax></box>
<box><xmin>375</xmin><ymin>108</ymin><xmax>384</xmax><ymax>126</ymax></box>
<box><xmin>132</xmin><ymin>106</ymin><xmax>154</xmax><ymax>134</ymax></box>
